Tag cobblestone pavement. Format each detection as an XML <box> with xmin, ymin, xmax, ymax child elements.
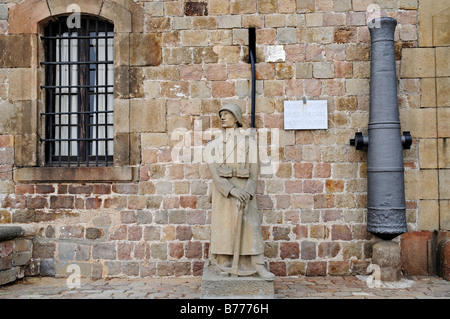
<box><xmin>0</xmin><ymin>275</ymin><xmax>449</xmax><ymax>299</ymax></box>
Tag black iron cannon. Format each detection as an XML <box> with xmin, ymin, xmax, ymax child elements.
<box><xmin>350</xmin><ymin>17</ymin><xmax>412</xmax><ymax>240</ymax></box>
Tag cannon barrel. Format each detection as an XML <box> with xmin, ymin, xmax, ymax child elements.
<box><xmin>350</xmin><ymin>17</ymin><xmax>411</xmax><ymax>240</ymax></box>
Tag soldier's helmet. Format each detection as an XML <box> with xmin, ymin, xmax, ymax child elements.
<box><xmin>219</xmin><ymin>103</ymin><xmax>243</xmax><ymax>127</ymax></box>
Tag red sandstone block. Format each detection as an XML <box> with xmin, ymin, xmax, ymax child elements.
<box><xmin>75</xmin><ymin>197</ymin><xmax>85</xmax><ymax>209</ymax></box>
<box><xmin>186</xmin><ymin>210</ymin><xmax>206</xmax><ymax>225</ymax></box>
<box><xmin>110</xmin><ymin>225</ymin><xmax>127</xmax><ymax>241</ymax></box>
<box><xmin>143</xmin><ymin>226</ymin><xmax>161</xmax><ymax>241</ymax></box>
<box><xmin>158</xmin><ymin>262</ymin><xmax>175</xmax><ymax>276</ymax></box>
<box><xmin>328</xmin><ymin>261</ymin><xmax>351</xmax><ymax>276</ymax></box>
<box><xmin>193</xmin><ymin>261</ymin><xmax>204</xmax><ymax>276</ymax></box>
<box><xmin>314</xmin><ymin>163</ymin><xmax>331</xmax><ymax>178</ymax></box>
<box><xmin>2</xmin><ymin>195</ymin><xmax>26</xmax><ymax>209</ymax></box>
<box><xmin>325</xmin><ymin>179</ymin><xmax>345</xmax><ymax>193</ymax></box>
<box><xmin>120</xmin><ymin>210</ymin><xmax>137</xmax><ymax>224</ymax></box>
<box><xmin>318</xmin><ymin>242</ymin><xmax>341</xmax><ymax>258</ymax></box>
<box><xmin>0</xmin><ymin>136</ymin><xmax>13</xmax><ymax>148</ymax></box>
<box><xmin>438</xmin><ymin>238</ymin><xmax>450</xmax><ymax>281</ymax></box>
<box><xmin>26</xmin><ymin>196</ymin><xmax>48</xmax><ymax>209</ymax></box>
<box><xmin>211</xmin><ymin>81</ymin><xmax>235</xmax><ymax>98</ymax></box>
<box><xmin>256</xmin><ymin>195</ymin><xmax>273</xmax><ymax>210</ymax></box>
<box><xmin>57</xmin><ymin>185</ymin><xmax>68</xmax><ymax>194</ymax></box>
<box><xmin>35</xmin><ymin>185</ymin><xmax>55</xmax><ymax>194</ymax></box>
<box><xmin>157</xmin><ymin>148</ymin><xmax>173</xmax><ymax>162</ymax></box>
<box><xmin>280</xmin><ymin>242</ymin><xmax>300</xmax><ymax>259</ymax></box>
<box><xmin>128</xmin><ymin>225</ymin><xmax>143</xmax><ymax>241</ymax></box>
<box><xmin>301</xmin><ymin>241</ymin><xmax>316</xmax><ymax>260</ymax></box>
<box><xmin>176</xmin><ymin>226</ymin><xmax>192</xmax><ymax>241</ymax></box>
<box><xmin>93</xmin><ymin>184</ymin><xmax>111</xmax><ymax>195</ymax></box>
<box><xmin>303</xmin><ymin>180</ymin><xmax>324</xmax><ymax>193</ymax></box>
<box><xmin>104</xmin><ymin>197</ymin><xmax>127</xmax><ymax>209</ymax></box>
<box><xmin>134</xmin><ymin>242</ymin><xmax>149</xmax><ymax>260</ymax></box>
<box><xmin>0</xmin><ymin>241</ymin><xmax>13</xmax><ymax>257</ymax></box>
<box><xmin>35</xmin><ymin>211</ymin><xmax>60</xmax><ymax>223</ymax></box>
<box><xmin>306</xmin><ymin>261</ymin><xmax>327</xmax><ymax>276</ymax></box>
<box><xmin>127</xmin><ymin>196</ymin><xmax>147</xmax><ymax>210</ymax></box>
<box><xmin>285</xmin><ymin>180</ymin><xmax>303</xmax><ymax>194</ymax></box>
<box><xmin>401</xmin><ymin>231</ymin><xmax>434</xmax><ymax>276</ymax></box>
<box><xmin>15</xmin><ymin>184</ymin><xmax>35</xmax><ymax>195</ymax></box>
<box><xmin>284</xmin><ymin>145</ymin><xmax>302</xmax><ymax>161</ymax></box>
<box><xmin>322</xmin><ymin>209</ymin><xmax>343</xmax><ymax>222</ymax></box>
<box><xmin>261</xmin><ymin>226</ymin><xmax>270</xmax><ymax>240</ymax></box>
<box><xmin>294</xmin><ymin>163</ymin><xmax>313</xmax><ymax>178</ymax></box>
<box><xmin>284</xmin><ymin>210</ymin><xmax>300</xmax><ymax>223</ymax></box>
<box><xmin>118</xmin><ymin>243</ymin><xmax>133</xmax><ymax>260</ymax></box>
<box><xmin>163</xmin><ymin>196</ymin><xmax>180</xmax><ymax>209</ymax></box>
<box><xmin>275</xmin><ymin>195</ymin><xmax>291</xmax><ymax>209</ymax></box>
<box><xmin>185</xmin><ymin>241</ymin><xmax>202</xmax><ymax>259</ymax></box>
<box><xmin>180</xmin><ymin>196</ymin><xmax>197</xmax><ymax>209</ymax></box>
<box><xmin>68</xmin><ymin>185</ymin><xmax>93</xmax><ymax>194</ymax></box>
<box><xmin>293</xmin><ymin>225</ymin><xmax>308</xmax><ymax>239</ymax></box>
<box><xmin>331</xmin><ymin>224</ymin><xmax>352</xmax><ymax>241</ymax></box>
<box><xmin>112</xmin><ymin>184</ymin><xmax>138</xmax><ymax>194</ymax></box>
<box><xmin>269</xmin><ymin>261</ymin><xmax>287</xmax><ymax>276</ymax></box>
<box><xmin>175</xmin><ymin>262</ymin><xmax>192</xmax><ymax>276</ymax></box>
<box><xmin>169</xmin><ymin>242</ymin><xmax>184</xmax><ymax>259</ymax></box>
<box><xmin>273</xmin><ymin>226</ymin><xmax>290</xmax><ymax>241</ymax></box>
<box><xmin>314</xmin><ymin>194</ymin><xmax>335</xmax><ymax>209</ymax></box>
<box><xmin>50</xmin><ymin>196</ymin><xmax>74</xmax><ymax>209</ymax></box>
<box><xmin>180</xmin><ymin>65</ymin><xmax>202</xmax><ymax>81</ymax></box>
<box><xmin>86</xmin><ymin>197</ymin><xmax>102</xmax><ymax>209</ymax></box>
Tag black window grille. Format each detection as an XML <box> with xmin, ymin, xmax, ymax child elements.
<box><xmin>41</xmin><ymin>16</ymin><xmax>114</xmax><ymax>167</ymax></box>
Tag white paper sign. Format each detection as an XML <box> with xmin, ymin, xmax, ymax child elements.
<box><xmin>284</xmin><ymin>100</ymin><xmax>328</xmax><ymax>130</ymax></box>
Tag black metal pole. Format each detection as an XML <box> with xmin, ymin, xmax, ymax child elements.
<box><xmin>249</xmin><ymin>28</ymin><xmax>256</xmax><ymax>129</ymax></box>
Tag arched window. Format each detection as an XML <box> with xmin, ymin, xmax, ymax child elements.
<box><xmin>41</xmin><ymin>16</ymin><xmax>114</xmax><ymax>167</ymax></box>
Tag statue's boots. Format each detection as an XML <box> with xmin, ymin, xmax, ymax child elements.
<box><xmin>216</xmin><ymin>254</ymin><xmax>232</xmax><ymax>268</ymax></box>
<box><xmin>251</xmin><ymin>254</ymin><xmax>275</xmax><ymax>281</ymax></box>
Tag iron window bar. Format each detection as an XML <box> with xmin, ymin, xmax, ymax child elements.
<box><xmin>42</xmin><ymin>138</ymin><xmax>114</xmax><ymax>142</ymax></box>
<box><xmin>41</xmin><ymin>84</ymin><xmax>113</xmax><ymax>89</ymax></box>
<box><xmin>41</xmin><ymin>61</ymin><xmax>114</xmax><ymax>65</ymax></box>
<box><xmin>42</xmin><ymin>16</ymin><xmax>114</xmax><ymax>167</ymax></box>
<box><xmin>41</xmin><ymin>110</ymin><xmax>114</xmax><ymax>116</ymax></box>
<box><xmin>41</xmin><ymin>35</ymin><xmax>114</xmax><ymax>40</ymax></box>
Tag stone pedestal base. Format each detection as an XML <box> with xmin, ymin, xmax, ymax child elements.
<box><xmin>372</xmin><ymin>240</ymin><xmax>402</xmax><ymax>282</ymax></box>
<box><xmin>200</xmin><ymin>264</ymin><xmax>274</xmax><ymax>299</ymax></box>
<box><xmin>438</xmin><ymin>238</ymin><xmax>450</xmax><ymax>281</ymax></box>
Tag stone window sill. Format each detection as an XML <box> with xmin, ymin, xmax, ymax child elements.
<box><xmin>13</xmin><ymin>167</ymin><xmax>133</xmax><ymax>183</ymax></box>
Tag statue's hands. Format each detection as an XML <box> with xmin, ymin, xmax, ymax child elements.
<box><xmin>230</xmin><ymin>187</ymin><xmax>251</xmax><ymax>204</ymax></box>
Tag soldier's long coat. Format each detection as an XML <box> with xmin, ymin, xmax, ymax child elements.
<box><xmin>205</xmin><ymin>129</ymin><xmax>264</xmax><ymax>256</ymax></box>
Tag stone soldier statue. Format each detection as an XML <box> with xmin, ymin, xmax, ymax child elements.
<box><xmin>204</xmin><ymin>103</ymin><xmax>274</xmax><ymax>281</ymax></box>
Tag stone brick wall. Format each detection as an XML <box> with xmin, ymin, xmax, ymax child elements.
<box><xmin>0</xmin><ymin>0</ymin><xmax>447</xmax><ymax>279</ymax></box>
<box><xmin>0</xmin><ymin>226</ymin><xmax>35</xmax><ymax>285</ymax></box>
<box><xmin>399</xmin><ymin>0</ymin><xmax>450</xmax><ymax>231</ymax></box>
